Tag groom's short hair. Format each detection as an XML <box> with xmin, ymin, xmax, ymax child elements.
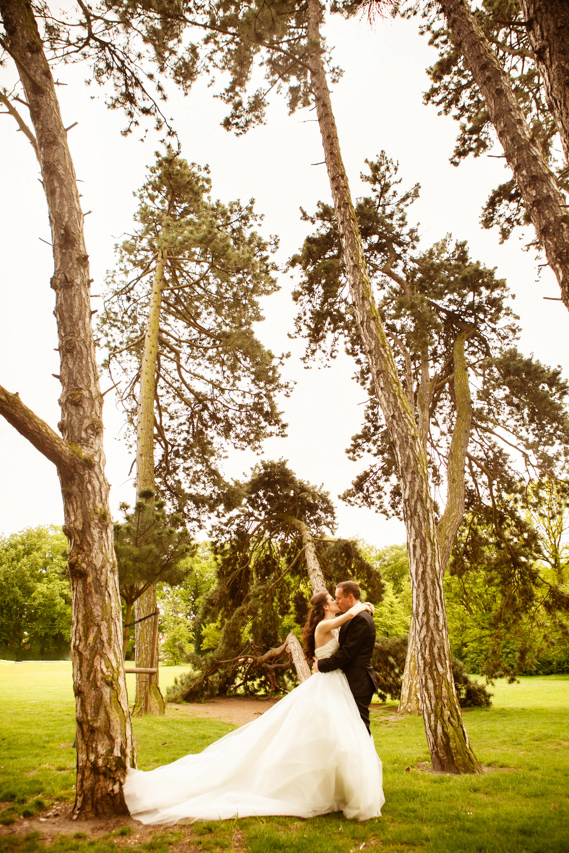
<box><xmin>336</xmin><ymin>580</ymin><xmax>361</xmax><ymax>600</ymax></box>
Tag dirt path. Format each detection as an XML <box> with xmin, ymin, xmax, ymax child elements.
<box><xmin>174</xmin><ymin>695</ymin><xmax>281</xmax><ymax>726</ymax></box>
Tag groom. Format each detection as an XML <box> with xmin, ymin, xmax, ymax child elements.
<box><xmin>316</xmin><ymin>580</ymin><xmax>378</xmax><ymax>733</ymax></box>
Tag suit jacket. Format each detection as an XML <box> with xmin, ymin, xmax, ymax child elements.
<box><xmin>317</xmin><ymin>610</ymin><xmax>378</xmax><ymax>698</ymax></box>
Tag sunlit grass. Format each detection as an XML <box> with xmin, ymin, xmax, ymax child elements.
<box><xmin>1</xmin><ymin>661</ymin><xmax>568</xmax><ymax>852</ymax></box>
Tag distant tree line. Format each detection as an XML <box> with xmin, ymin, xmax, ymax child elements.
<box><xmin>0</xmin><ymin>527</ymin><xmax>71</xmax><ymax>660</ymax></box>
<box><xmin>2</xmin><ymin>517</ymin><xmax>567</xmax><ymax>684</ymax></box>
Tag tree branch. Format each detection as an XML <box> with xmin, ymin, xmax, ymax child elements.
<box><xmin>0</xmin><ymin>384</ymin><xmax>81</xmax><ymax>476</ymax></box>
<box><xmin>436</xmin><ymin>330</ymin><xmax>474</xmax><ymax>571</ymax></box>
<box><xmin>0</xmin><ymin>89</ymin><xmax>39</xmax><ymax>158</ymax></box>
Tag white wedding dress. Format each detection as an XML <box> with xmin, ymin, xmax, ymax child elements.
<box><xmin>123</xmin><ymin>636</ymin><xmax>384</xmax><ymax>824</ymax></box>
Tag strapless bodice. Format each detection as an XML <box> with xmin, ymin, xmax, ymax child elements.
<box><xmin>314</xmin><ymin>637</ymin><xmax>339</xmax><ymax>659</ymax></box>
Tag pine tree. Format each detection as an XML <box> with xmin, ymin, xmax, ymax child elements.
<box><xmin>169</xmin><ymin>460</ymin><xmax>384</xmax><ymax>701</ymax></box>
<box><xmin>395</xmin><ymin>0</ymin><xmax>569</xmax><ymax>308</ymax></box>
<box><xmin>99</xmin><ymin>152</ymin><xmax>287</xmax><ymax>712</ymax></box>
<box><xmin>0</xmin><ymin>0</ymin><xmax>134</xmax><ymax>817</ymax></box>
<box><xmin>114</xmin><ymin>493</ymin><xmax>193</xmax><ymax>659</ymax></box>
<box><xmin>292</xmin><ymin>151</ymin><xmax>569</xmax><ymax>710</ymax></box>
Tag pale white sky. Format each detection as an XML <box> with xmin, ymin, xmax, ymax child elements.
<box><xmin>1</xmin><ymin>10</ymin><xmax>568</xmax><ymax>545</ymax></box>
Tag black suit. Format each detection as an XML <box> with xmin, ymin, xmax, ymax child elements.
<box><xmin>317</xmin><ymin>610</ymin><xmax>378</xmax><ymax>733</ymax></box>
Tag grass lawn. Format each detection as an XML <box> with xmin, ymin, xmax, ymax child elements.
<box><xmin>0</xmin><ymin>661</ymin><xmax>568</xmax><ymax>852</ymax></box>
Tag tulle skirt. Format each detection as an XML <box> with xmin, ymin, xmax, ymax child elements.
<box><xmin>123</xmin><ymin>670</ymin><xmax>384</xmax><ymax>824</ymax></box>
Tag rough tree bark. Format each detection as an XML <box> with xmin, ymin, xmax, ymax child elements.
<box><xmin>295</xmin><ymin>518</ymin><xmax>328</xmax><ymax>593</ymax></box>
<box><xmin>133</xmin><ymin>249</ymin><xmax>167</xmax><ymax>716</ymax></box>
<box><xmin>0</xmin><ymin>0</ymin><xmax>134</xmax><ymax>816</ymax></box>
<box><xmin>277</xmin><ymin>516</ymin><xmax>327</xmax><ymax>678</ymax></box>
<box><xmin>285</xmin><ymin>632</ymin><xmax>311</xmax><ymax>681</ymax></box>
<box><xmin>399</xmin><ymin>331</ymin><xmax>473</xmax><ymax>714</ymax></box>
<box><xmin>398</xmin><ymin>619</ymin><xmax>421</xmax><ymax>714</ymax></box>
<box><xmin>519</xmin><ymin>0</ymin><xmax>569</xmax><ymax>161</ymax></box>
<box><xmin>307</xmin><ymin>0</ymin><xmax>480</xmax><ymax>772</ymax></box>
<box><xmin>438</xmin><ymin>0</ymin><xmax>569</xmax><ymax>311</ymax></box>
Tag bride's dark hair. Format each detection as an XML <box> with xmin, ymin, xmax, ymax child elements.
<box><xmin>302</xmin><ymin>591</ymin><xmax>330</xmax><ymax>660</ymax></box>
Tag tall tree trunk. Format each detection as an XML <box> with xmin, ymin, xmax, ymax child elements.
<box><xmin>519</xmin><ymin>0</ymin><xmax>569</xmax><ymax>162</ymax></box>
<box><xmin>0</xmin><ymin>0</ymin><xmax>134</xmax><ymax>816</ymax></box>
<box><xmin>133</xmin><ymin>249</ymin><xmax>167</xmax><ymax>716</ymax></box>
<box><xmin>399</xmin><ymin>618</ymin><xmax>422</xmax><ymax>714</ymax></box>
<box><xmin>438</xmin><ymin>0</ymin><xmax>569</xmax><ymax>311</ymax></box>
<box><xmin>123</xmin><ymin>598</ymin><xmax>133</xmax><ymax>659</ymax></box>
<box><xmin>307</xmin><ymin>0</ymin><xmax>481</xmax><ymax>772</ymax></box>
<box><xmin>435</xmin><ymin>330</ymin><xmax>473</xmax><ymax>570</ymax></box>
<box><xmin>399</xmin><ymin>331</ymin><xmax>473</xmax><ymax>715</ymax></box>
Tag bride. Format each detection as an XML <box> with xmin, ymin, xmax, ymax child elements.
<box><xmin>123</xmin><ymin>591</ymin><xmax>385</xmax><ymax>824</ymax></box>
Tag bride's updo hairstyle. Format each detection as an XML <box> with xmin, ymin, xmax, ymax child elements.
<box><xmin>302</xmin><ymin>591</ymin><xmax>329</xmax><ymax>660</ymax></box>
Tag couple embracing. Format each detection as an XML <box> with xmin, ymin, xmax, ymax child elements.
<box><xmin>124</xmin><ymin>580</ymin><xmax>385</xmax><ymax>824</ymax></box>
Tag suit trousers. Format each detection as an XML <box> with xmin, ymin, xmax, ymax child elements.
<box><xmin>353</xmin><ymin>685</ymin><xmax>375</xmax><ymax>734</ymax></box>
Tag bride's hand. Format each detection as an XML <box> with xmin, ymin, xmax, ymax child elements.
<box><xmin>351</xmin><ymin>601</ymin><xmax>375</xmax><ymax>617</ymax></box>
<box><xmin>351</xmin><ymin>601</ymin><xmax>370</xmax><ymax>617</ymax></box>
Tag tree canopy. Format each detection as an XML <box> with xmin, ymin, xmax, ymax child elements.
<box><xmin>405</xmin><ymin>0</ymin><xmax>565</xmax><ymax>243</ymax></box>
<box><xmin>0</xmin><ymin>527</ymin><xmax>70</xmax><ymax>660</ymax></box>
<box><xmin>292</xmin><ymin>153</ymin><xmax>569</xmax><ymax>536</ymax></box>
<box><xmin>99</xmin><ymin>152</ymin><xmax>288</xmax><ymax>521</ymax></box>
<box><xmin>396</xmin><ymin>0</ymin><xmax>569</xmax><ymax>308</ymax></box>
<box><xmin>168</xmin><ymin>460</ymin><xmax>384</xmax><ymax>701</ymax></box>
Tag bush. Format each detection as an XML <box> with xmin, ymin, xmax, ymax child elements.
<box><xmin>372</xmin><ymin>635</ymin><xmax>492</xmax><ymax>707</ymax></box>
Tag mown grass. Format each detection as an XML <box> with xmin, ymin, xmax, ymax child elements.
<box><xmin>1</xmin><ymin>661</ymin><xmax>568</xmax><ymax>852</ymax></box>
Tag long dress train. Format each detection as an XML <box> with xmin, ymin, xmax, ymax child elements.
<box><xmin>123</xmin><ymin>636</ymin><xmax>385</xmax><ymax>824</ymax></box>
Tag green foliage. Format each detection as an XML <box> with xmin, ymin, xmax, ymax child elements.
<box><xmin>167</xmin><ymin>461</ymin><xmax>384</xmax><ymax>701</ymax></box>
<box><xmin>114</xmin><ymin>492</ymin><xmax>194</xmax><ymax>655</ymax></box>
<box><xmin>27</xmin><ymin>1</ymin><xmax>325</xmax><ymax>142</ymax></box>
<box><xmin>28</xmin><ymin>1</ymin><xmax>194</xmax><ymax>137</ymax></box>
<box><xmin>114</xmin><ymin>492</ymin><xmax>194</xmax><ymax>608</ymax></box>
<box><xmin>358</xmin><ymin>543</ymin><xmax>412</xmax><ymax>636</ymax></box>
<box><xmin>291</xmin><ymin>152</ymin><xmax>569</xmax><ymax>524</ymax></box>
<box><xmin>524</xmin><ymin>477</ymin><xmax>569</xmax><ymax>585</ymax></box>
<box><xmin>372</xmin><ymin>634</ymin><xmax>492</xmax><ymax>707</ymax></box>
<box><xmin>0</xmin><ymin>527</ymin><xmax>71</xmax><ymax>660</ymax></box>
<box><xmin>396</xmin><ymin>0</ymin><xmax>568</xmax><ymax>243</ymax></box>
<box><xmin>157</xmin><ymin>542</ymin><xmax>218</xmax><ymax>663</ymax></box>
<box><xmin>357</xmin><ymin>541</ymin><xmax>491</xmax><ymax>705</ymax></box>
<box><xmin>165</xmin><ymin>1</ymin><xmax>319</xmax><ymax>134</ymax></box>
<box><xmin>359</xmin><ymin>542</ymin><xmax>412</xmax><ymax>638</ymax></box>
<box><xmin>99</xmin><ymin>153</ymin><xmax>288</xmax><ymax>524</ymax></box>
<box><xmin>373</xmin><ymin>580</ymin><xmax>411</xmax><ymax>638</ymax></box>
<box><xmin>46</xmin><ymin>0</ymin><xmax>342</xmax><ymax>139</ymax></box>
<box><xmin>446</xmin><ymin>487</ymin><xmax>569</xmax><ymax>678</ymax></box>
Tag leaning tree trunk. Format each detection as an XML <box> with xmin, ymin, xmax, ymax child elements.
<box><xmin>296</xmin><ymin>519</ymin><xmax>327</xmax><ymax>593</ymax></box>
<box><xmin>133</xmin><ymin>249</ymin><xmax>167</xmax><ymax>716</ymax></box>
<box><xmin>439</xmin><ymin>0</ymin><xmax>569</xmax><ymax>312</ymax></box>
<box><xmin>519</xmin><ymin>0</ymin><xmax>569</xmax><ymax>163</ymax></box>
<box><xmin>307</xmin><ymin>0</ymin><xmax>481</xmax><ymax>772</ymax></box>
<box><xmin>283</xmin><ymin>517</ymin><xmax>327</xmax><ymax>678</ymax></box>
<box><xmin>398</xmin><ymin>330</ymin><xmax>473</xmax><ymax>715</ymax></box>
<box><xmin>0</xmin><ymin>0</ymin><xmax>134</xmax><ymax>816</ymax></box>
<box><xmin>285</xmin><ymin>632</ymin><xmax>312</xmax><ymax>682</ymax></box>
